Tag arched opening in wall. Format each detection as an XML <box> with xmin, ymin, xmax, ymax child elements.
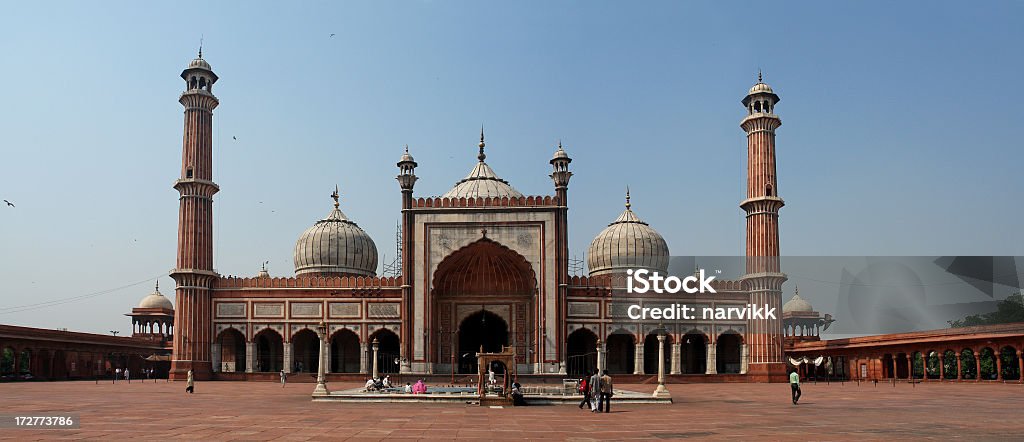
<box><xmin>1</xmin><ymin>347</ymin><xmax>14</xmax><ymax>375</ymax></box>
<box><xmin>911</xmin><ymin>351</ymin><xmax>924</xmax><ymax>378</ymax></box>
<box><xmin>1000</xmin><ymin>345</ymin><xmax>1019</xmax><ymax>381</ymax></box>
<box><xmin>566</xmin><ymin>328</ymin><xmax>597</xmax><ymax>376</ymax></box>
<box><xmin>291</xmin><ymin>328</ymin><xmax>319</xmax><ymax>374</ymax></box>
<box><xmin>18</xmin><ymin>349</ymin><xmax>31</xmax><ymax>374</ymax></box>
<box><xmin>432</xmin><ymin>238</ymin><xmax>537</xmax><ymax>369</ymax></box>
<box><xmin>643</xmin><ymin>333</ymin><xmax>672</xmax><ymax>375</ymax></box>
<box><xmin>978</xmin><ymin>347</ymin><xmax>996</xmax><ymax>380</ymax></box>
<box><xmin>716</xmin><ymin>333</ymin><xmax>742</xmax><ymax>374</ymax></box>
<box><xmin>681</xmin><ymin>332</ymin><xmax>707</xmax><ymax>374</ymax></box>
<box><xmin>960</xmin><ymin>349</ymin><xmax>977</xmax><ymax>379</ymax></box>
<box><xmin>217</xmin><ymin>328</ymin><xmax>246</xmax><ymax>373</ymax></box>
<box><xmin>942</xmin><ymin>350</ymin><xmax>958</xmax><ymax>379</ymax></box>
<box><xmin>52</xmin><ymin>350</ymin><xmax>67</xmax><ymax>379</ymax></box>
<box><xmin>765</xmin><ymin>184</ymin><xmax>773</xmax><ymax>197</ymax></box>
<box><xmin>370</xmin><ymin>329</ymin><xmax>401</xmax><ymax>375</ymax></box>
<box><xmin>38</xmin><ymin>349</ymin><xmax>52</xmax><ymax>380</ymax></box>
<box><xmin>881</xmin><ymin>354</ymin><xmax>894</xmax><ymax>378</ymax></box>
<box><xmin>926</xmin><ymin>350</ymin><xmax>940</xmax><ymax>378</ymax></box>
<box><xmin>458</xmin><ymin>311</ymin><xmax>508</xmax><ymax>374</ymax></box>
<box><xmin>605</xmin><ymin>332</ymin><xmax>635</xmax><ymax>375</ymax></box>
<box><xmin>330</xmin><ymin>329</ymin><xmax>360</xmax><ymax>373</ymax></box>
<box><xmin>255</xmin><ymin>329</ymin><xmax>283</xmax><ymax>373</ymax></box>
<box><xmin>894</xmin><ymin>353</ymin><xmax>909</xmax><ymax>378</ymax></box>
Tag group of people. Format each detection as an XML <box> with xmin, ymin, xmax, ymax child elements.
<box><xmin>363</xmin><ymin>375</ymin><xmax>395</xmax><ymax>391</ymax></box>
<box><xmin>113</xmin><ymin>367</ymin><xmax>158</xmax><ymax>382</ymax></box>
<box><xmin>577</xmin><ymin>370</ymin><xmax>614</xmax><ymax>413</ymax></box>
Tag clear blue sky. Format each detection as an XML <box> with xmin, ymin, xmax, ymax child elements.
<box><xmin>1</xmin><ymin>1</ymin><xmax>1021</xmax><ymax>334</ymax></box>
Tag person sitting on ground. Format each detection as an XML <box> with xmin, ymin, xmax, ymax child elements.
<box><xmin>373</xmin><ymin>377</ymin><xmax>385</xmax><ymax>390</ymax></box>
<box><xmin>365</xmin><ymin>378</ymin><xmax>377</xmax><ymax>392</ymax></box>
<box><xmin>404</xmin><ymin>382</ymin><xmax>412</xmax><ymax>393</ymax></box>
<box><xmin>412</xmin><ymin>379</ymin><xmax>427</xmax><ymax>394</ymax></box>
<box><xmin>511</xmin><ymin>381</ymin><xmax>527</xmax><ymax>406</ymax></box>
<box><xmin>383</xmin><ymin>375</ymin><xmax>392</xmax><ymax>389</ymax></box>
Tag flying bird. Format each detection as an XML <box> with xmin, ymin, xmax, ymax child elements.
<box><xmin>330</xmin><ymin>33</ymin><xmax>336</xmax><ymax>38</ymax></box>
<box><xmin>232</xmin><ymin>136</ymin><xmax>237</xmax><ymax>140</ymax></box>
<box><xmin>3</xmin><ymin>200</ymin><xmax>13</xmax><ymax>207</ymax></box>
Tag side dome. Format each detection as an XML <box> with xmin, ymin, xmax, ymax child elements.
<box><xmin>139</xmin><ymin>282</ymin><xmax>173</xmax><ymax>310</ymax></box>
<box><xmin>587</xmin><ymin>190</ymin><xmax>670</xmax><ymax>277</ymax></box>
<box><xmin>783</xmin><ymin>291</ymin><xmax>813</xmax><ymax>314</ymax></box>
<box><xmin>293</xmin><ymin>189</ymin><xmax>378</xmax><ymax>277</ymax></box>
<box><xmin>441</xmin><ymin>129</ymin><xmax>524</xmax><ymax>199</ymax></box>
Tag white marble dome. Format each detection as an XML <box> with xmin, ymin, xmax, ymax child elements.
<box><xmin>187</xmin><ymin>57</ymin><xmax>212</xmax><ymax>71</ymax></box>
<box><xmin>587</xmin><ymin>192</ymin><xmax>670</xmax><ymax>277</ymax></box>
<box><xmin>293</xmin><ymin>197</ymin><xmax>378</xmax><ymax>277</ymax></box>
<box><xmin>138</xmin><ymin>284</ymin><xmax>173</xmax><ymax>310</ymax></box>
<box><xmin>748</xmin><ymin>81</ymin><xmax>774</xmax><ymax>95</ymax></box>
<box><xmin>783</xmin><ymin>293</ymin><xmax>813</xmax><ymax>314</ymax></box>
<box><xmin>442</xmin><ymin>132</ymin><xmax>524</xmax><ymax>199</ymax></box>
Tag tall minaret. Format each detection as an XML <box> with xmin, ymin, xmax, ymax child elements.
<box><xmin>549</xmin><ymin>141</ymin><xmax>572</xmax><ymax>370</ymax></box>
<box><xmin>396</xmin><ymin>144</ymin><xmax>417</xmax><ymax>372</ymax></box>
<box><xmin>169</xmin><ymin>49</ymin><xmax>220</xmax><ymax>380</ymax></box>
<box><xmin>740</xmin><ymin>72</ymin><xmax>788</xmax><ymax>382</ymax></box>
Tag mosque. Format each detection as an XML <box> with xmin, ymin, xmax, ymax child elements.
<box><xmin>167</xmin><ymin>52</ymin><xmax>792</xmax><ymax>383</ymax></box>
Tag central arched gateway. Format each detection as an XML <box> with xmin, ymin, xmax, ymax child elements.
<box><xmin>431</xmin><ymin>237</ymin><xmax>537</xmax><ymax>374</ymax></box>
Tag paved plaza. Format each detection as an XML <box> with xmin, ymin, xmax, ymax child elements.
<box><xmin>1</xmin><ymin>380</ymin><xmax>1021</xmax><ymax>440</ymax></box>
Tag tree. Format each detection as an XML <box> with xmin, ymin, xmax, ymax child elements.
<box><xmin>948</xmin><ymin>293</ymin><xmax>1024</xmax><ymax>328</ymax></box>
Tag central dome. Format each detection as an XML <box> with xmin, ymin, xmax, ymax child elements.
<box><xmin>441</xmin><ymin>130</ymin><xmax>523</xmax><ymax>199</ymax></box>
<box><xmin>293</xmin><ymin>190</ymin><xmax>378</xmax><ymax>277</ymax></box>
<box><xmin>587</xmin><ymin>190</ymin><xmax>670</xmax><ymax>277</ymax></box>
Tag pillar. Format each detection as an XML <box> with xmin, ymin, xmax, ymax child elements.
<box><xmin>324</xmin><ymin>338</ymin><xmax>332</xmax><ymax>374</ymax></box>
<box><xmin>975</xmin><ymin>349</ymin><xmax>981</xmax><ymax>382</ymax></box>
<box><xmin>211</xmin><ymin>342</ymin><xmax>221</xmax><ymax>373</ymax></box>
<box><xmin>670</xmin><ymin>342</ymin><xmax>681</xmax><ymax>375</ymax></box>
<box><xmin>995</xmin><ymin>349</ymin><xmax>1003</xmax><ymax>381</ymax></box>
<box><xmin>371</xmin><ymin>338</ymin><xmax>379</xmax><ymax>379</ymax></box>
<box><xmin>653</xmin><ymin>335</ymin><xmax>670</xmax><ymax>397</ymax></box>
<box><xmin>360</xmin><ymin>342</ymin><xmax>368</xmax><ymax>374</ymax></box>
<box><xmin>921</xmin><ymin>352</ymin><xmax>928</xmax><ymax>380</ymax></box>
<box><xmin>1017</xmin><ymin>350</ymin><xmax>1023</xmax><ymax>384</ymax></box>
<box><xmin>313</xmin><ymin>332</ymin><xmax>328</xmax><ymax>396</ymax></box>
<box><xmin>705</xmin><ymin>343</ymin><xmax>717</xmax><ymax>375</ymax></box>
<box><xmin>957</xmin><ymin>353</ymin><xmax>963</xmax><ymax>380</ymax></box>
<box><xmin>633</xmin><ymin>343</ymin><xmax>644</xmax><ymax>375</ymax></box>
<box><xmin>740</xmin><ymin>344</ymin><xmax>749</xmax><ymax>375</ymax></box>
<box><xmin>891</xmin><ymin>356</ymin><xmax>897</xmax><ymax>379</ymax></box>
<box><xmin>595</xmin><ymin>339</ymin><xmax>604</xmax><ymax>374</ymax></box>
<box><xmin>245</xmin><ymin>342</ymin><xmax>255</xmax><ymax>373</ymax></box>
<box><xmin>283</xmin><ymin>342</ymin><xmax>293</xmax><ymax>373</ymax></box>
<box><xmin>905</xmin><ymin>354</ymin><xmax>912</xmax><ymax>380</ymax></box>
<box><xmin>938</xmin><ymin>355</ymin><xmax>945</xmax><ymax>381</ymax></box>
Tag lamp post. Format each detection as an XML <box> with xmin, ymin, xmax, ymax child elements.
<box><xmin>313</xmin><ymin>321</ymin><xmax>329</xmax><ymax>396</ymax></box>
<box><xmin>653</xmin><ymin>327</ymin><xmax>671</xmax><ymax>398</ymax></box>
<box><xmin>371</xmin><ymin>338</ymin><xmax>379</xmax><ymax>380</ymax></box>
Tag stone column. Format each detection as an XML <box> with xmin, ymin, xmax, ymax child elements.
<box><xmin>371</xmin><ymin>338</ymin><xmax>379</xmax><ymax>379</ymax></box>
<box><xmin>211</xmin><ymin>343</ymin><xmax>221</xmax><ymax>373</ymax></box>
<box><xmin>995</xmin><ymin>349</ymin><xmax>1003</xmax><ymax>381</ymax></box>
<box><xmin>975</xmin><ymin>349</ymin><xmax>981</xmax><ymax>382</ymax></box>
<box><xmin>891</xmin><ymin>357</ymin><xmax>897</xmax><ymax>379</ymax></box>
<box><xmin>705</xmin><ymin>343</ymin><xmax>717</xmax><ymax>375</ymax></box>
<box><xmin>1017</xmin><ymin>350</ymin><xmax>1023</xmax><ymax>384</ymax></box>
<box><xmin>905</xmin><ymin>354</ymin><xmax>912</xmax><ymax>380</ymax></box>
<box><xmin>634</xmin><ymin>343</ymin><xmax>644</xmax><ymax>375</ymax></box>
<box><xmin>921</xmin><ymin>352</ymin><xmax>928</xmax><ymax>380</ymax></box>
<box><xmin>939</xmin><ymin>355</ymin><xmax>945</xmax><ymax>381</ymax></box>
<box><xmin>957</xmin><ymin>353</ymin><xmax>963</xmax><ymax>380</ymax></box>
<box><xmin>670</xmin><ymin>342</ymin><xmax>681</xmax><ymax>375</ymax></box>
<box><xmin>245</xmin><ymin>342</ymin><xmax>255</xmax><ymax>373</ymax></box>
<box><xmin>283</xmin><ymin>342</ymin><xmax>293</xmax><ymax>373</ymax></box>
<box><xmin>740</xmin><ymin>344</ymin><xmax>749</xmax><ymax>375</ymax></box>
<box><xmin>313</xmin><ymin>332</ymin><xmax>329</xmax><ymax>396</ymax></box>
<box><xmin>360</xmin><ymin>342</ymin><xmax>368</xmax><ymax>374</ymax></box>
<box><xmin>324</xmin><ymin>338</ymin><xmax>332</xmax><ymax>374</ymax></box>
<box><xmin>653</xmin><ymin>334</ymin><xmax>670</xmax><ymax>398</ymax></box>
<box><xmin>595</xmin><ymin>339</ymin><xmax>603</xmax><ymax>374</ymax></box>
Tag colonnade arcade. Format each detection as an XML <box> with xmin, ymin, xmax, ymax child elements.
<box><xmin>212</xmin><ymin>325</ymin><xmax>401</xmax><ymax>375</ymax></box>
<box><xmin>564</xmin><ymin>327</ymin><xmax>747</xmax><ymax>376</ymax></box>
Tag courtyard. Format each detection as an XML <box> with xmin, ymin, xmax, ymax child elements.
<box><xmin>1</xmin><ymin>380</ymin><xmax>1021</xmax><ymax>440</ymax></box>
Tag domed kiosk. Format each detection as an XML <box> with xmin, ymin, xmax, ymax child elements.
<box><xmin>587</xmin><ymin>189</ymin><xmax>670</xmax><ymax>277</ymax></box>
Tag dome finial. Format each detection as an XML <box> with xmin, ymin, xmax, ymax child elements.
<box><xmin>794</xmin><ymin>285</ymin><xmax>799</xmax><ymax>297</ymax></box>
<box><xmin>198</xmin><ymin>35</ymin><xmax>203</xmax><ymax>58</ymax></box>
<box><xmin>404</xmin><ymin>144</ymin><xmax>409</xmax><ymax>154</ymax></box>
<box><xmin>625</xmin><ymin>186</ymin><xmax>631</xmax><ymax>210</ymax></box>
<box><xmin>478</xmin><ymin>125</ymin><xmax>486</xmax><ymax>162</ymax></box>
<box><xmin>331</xmin><ymin>185</ymin><xmax>340</xmax><ymax>209</ymax></box>
<box><xmin>757</xmin><ymin>69</ymin><xmax>762</xmax><ymax>83</ymax></box>
<box><xmin>155</xmin><ymin>280</ymin><xmax>159</xmax><ymax>292</ymax></box>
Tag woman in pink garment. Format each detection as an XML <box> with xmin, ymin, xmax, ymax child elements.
<box><xmin>412</xmin><ymin>379</ymin><xmax>427</xmax><ymax>394</ymax></box>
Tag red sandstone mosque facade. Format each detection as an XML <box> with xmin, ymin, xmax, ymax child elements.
<box><xmin>167</xmin><ymin>52</ymin><xmax>787</xmax><ymax>383</ymax></box>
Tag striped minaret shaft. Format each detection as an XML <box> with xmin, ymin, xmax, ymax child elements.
<box><xmin>740</xmin><ymin>73</ymin><xmax>788</xmax><ymax>381</ymax></box>
<box><xmin>169</xmin><ymin>51</ymin><xmax>220</xmax><ymax>381</ymax></box>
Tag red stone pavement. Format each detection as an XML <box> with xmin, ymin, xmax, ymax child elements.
<box><xmin>0</xmin><ymin>380</ymin><xmax>1022</xmax><ymax>440</ymax></box>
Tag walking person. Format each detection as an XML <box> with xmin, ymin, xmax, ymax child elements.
<box><xmin>577</xmin><ymin>372</ymin><xmax>592</xmax><ymax>410</ymax></box>
<box><xmin>125</xmin><ymin>368</ymin><xmax>130</xmax><ymax>383</ymax></box>
<box><xmin>599</xmin><ymin>370</ymin><xmax>613</xmax><ymax>413</ymax></box>
<box><xmin>790</xmin><ymin>369</ymin><xmax>801</xmax><ymax>404</ymax></box>
<box><xmin>185</xmin><ymin>369</ymin><xmax>194</xmax><ymax>394</ymax></box>
<box><xmin>115</xmin><ymin>367</ymin><xmax>121</xmax><ymax>383</ymax></box>
<box><xmin>589</xmin><ymin>370</ymin><xmax>602</xmax><ymax>412</ymax></box>
<box><xmin>280</xmin><ymin>369</ymin><xmax>287</xmax><ymax>387</ymax></box>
